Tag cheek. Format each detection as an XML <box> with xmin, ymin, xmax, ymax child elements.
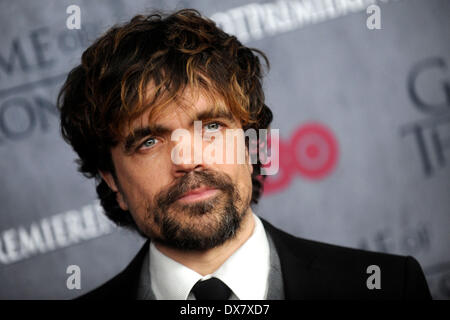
<box><xmin>222</xmin><ymin>163</ymin><xmax>253</xmax><ymax>196</ymax></box>
<box><xmin>236</xmin><ymin>166</ymin><xmax>253</xmax><ymax>208</ymax></box>
<box><xmin>114</xmin><ymin>159</ymin><xmax>167</xmax><ymax>210</ymax></box>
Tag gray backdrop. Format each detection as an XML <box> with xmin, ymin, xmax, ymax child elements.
<box><xmin>0</xmin><ymin>0</ymin><xmax>449</xmax><ymax>299</ymax></box>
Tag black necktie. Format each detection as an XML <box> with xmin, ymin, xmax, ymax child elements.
<box><xmin>191</xmin><ymin>277</ymin><xmax>232</xmax><ymax>300</ymax></box>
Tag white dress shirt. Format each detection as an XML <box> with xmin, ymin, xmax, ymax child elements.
<box><xmin>149</xmin><ymin>212</ymin><xmax>271</xmax><ymax>300</ymax></box>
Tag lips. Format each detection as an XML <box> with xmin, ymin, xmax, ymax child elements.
<box><xmin>177</xmin><ymin>186</ymin><xmax>219</xmax><ymax>203</ymax></box>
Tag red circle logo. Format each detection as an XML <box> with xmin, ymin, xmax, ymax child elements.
<box><xmin>291</xmin><ymin>123</ymin><xmax>338</xmax><ymax>179</ymax></box>
<box><xmin>262</xmin><ymin>122</ymin><xmax>339</xmax><ymax>195</ymax></box>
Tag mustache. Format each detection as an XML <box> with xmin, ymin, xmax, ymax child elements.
<box><xmin>156</xmin><ymin>170</ymin><xmax>234</xmax><ymax>208</ymax></box>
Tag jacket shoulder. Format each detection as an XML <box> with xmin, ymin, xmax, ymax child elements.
<box><xmin>261</xmin><ymin>218</ymin><xmax>431</xmax><ymax>299</ymax></box>
<box><xmin>76</xmin><ymin>240</ymin><xmax>150</xmax><ymax>300</ymax></box>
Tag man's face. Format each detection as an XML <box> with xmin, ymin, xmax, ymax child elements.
<box><xmin>102</xmin><ymin>90</ymin><xmax>254</xmax><ymax>251</ymax></box>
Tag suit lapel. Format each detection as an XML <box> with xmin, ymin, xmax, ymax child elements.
<box><xmin>114</xmin><ymin>240</ymin><xmax>150</xmax><ymax>299</ymax></box>
<box><xmin>261</xmin><ymin>218</ymin><xmax>326</xmax><ymax>299</ymax></box>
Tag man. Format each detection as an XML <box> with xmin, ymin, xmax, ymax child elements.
<box><xmin>58</xmin><ymin>9</ymin><xmax>431</xmax><ymax>300</ymax></box>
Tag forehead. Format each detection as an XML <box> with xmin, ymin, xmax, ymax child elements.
<box><xmin>134</xmin><ymin>90</ymin><xmax>229</xmax><ymax>129</ymax></box>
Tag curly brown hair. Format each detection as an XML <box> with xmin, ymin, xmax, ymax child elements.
<box><xmin>57</xmin><ymin>9</ymin><xmax>273</xmax><ymax>230</ymax></box>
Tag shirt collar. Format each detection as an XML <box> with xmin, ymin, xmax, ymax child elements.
<box><xmin>149</xmin><ymin>241</ymin><xmax>201</xmax><ymax>300</ymax></box>
<box><xmin>149</xmin><ymin>212</ymin><xmax>270</xmax><ymax>300</ymax></box>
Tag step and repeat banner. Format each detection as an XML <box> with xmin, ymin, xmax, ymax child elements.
<box><xmin>0</xmin><ymin>0</ymin><xmax>449</xmax><ymax>299</ymax></box>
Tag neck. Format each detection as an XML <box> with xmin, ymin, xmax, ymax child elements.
<box><xmin>154</xmin><ymin>208</ymin><xmax>255</xmax><ymax>276</ymax></box>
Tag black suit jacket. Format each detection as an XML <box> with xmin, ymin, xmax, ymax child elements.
<box><xmin>80</xmin><ymin>218</ymin><xmax>431</xmax><ymax>300</ymax></box>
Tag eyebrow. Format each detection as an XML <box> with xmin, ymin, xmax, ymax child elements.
<box><xmin>193</xmin><ymin>108</ymin><xmax>235</xmax><ymax>123</ymax></box>
<box><xmin>123</xmin><ymin>107</ymin><xmax>236</xmax><ymax>153</ymax></box>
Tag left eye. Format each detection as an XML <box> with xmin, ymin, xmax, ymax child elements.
<box><xmin>204</xmin><ymin>122</ymin><xmax>222</xmax><ymax>132</ymax></box>
<box><xmin>140</xmin><ymin>137</ymin><xmax>159</xmax><ymax>150</ymax></box>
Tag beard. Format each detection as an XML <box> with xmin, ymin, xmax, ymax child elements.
<box><xmin>140</xmin><ymin>170</ymin><xmax>250</xmax><ymax>251</ymax></box>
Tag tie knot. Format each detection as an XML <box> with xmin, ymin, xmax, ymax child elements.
<box><xmin>191</xmin><ymin>277</ymin><xmax>232</xmax><ymax>300</ymax></box>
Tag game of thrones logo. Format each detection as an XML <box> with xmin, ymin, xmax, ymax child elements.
<box><xmin>401</xmin><ymin>57</ymin><xmax>450</xmax><ymax>177</ymax></box>
<box><xmin>0</xmin><ymin>23</ymin><xmax>101</xmax><ymax>145</ymax></box>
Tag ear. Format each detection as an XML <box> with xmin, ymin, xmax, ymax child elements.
<box><xmin>245</xmin><ymin>146</ymin><xmax>254</xmax><ymax>175</ymax></box>
<box><xmin>99</xmin><ymin>171</ymin><xmax>129</xmax><ymax>211</ymax></box>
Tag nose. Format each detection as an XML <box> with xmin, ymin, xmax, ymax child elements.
<box><xmin>173</xmin><ymin>162</ymin><xmax>204</xmax><ymax>176</ymax></box>
<box><xmin>170</xmin><ymin>129</ymin><xmax>206</xmax><ymax>177</ymax></box>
